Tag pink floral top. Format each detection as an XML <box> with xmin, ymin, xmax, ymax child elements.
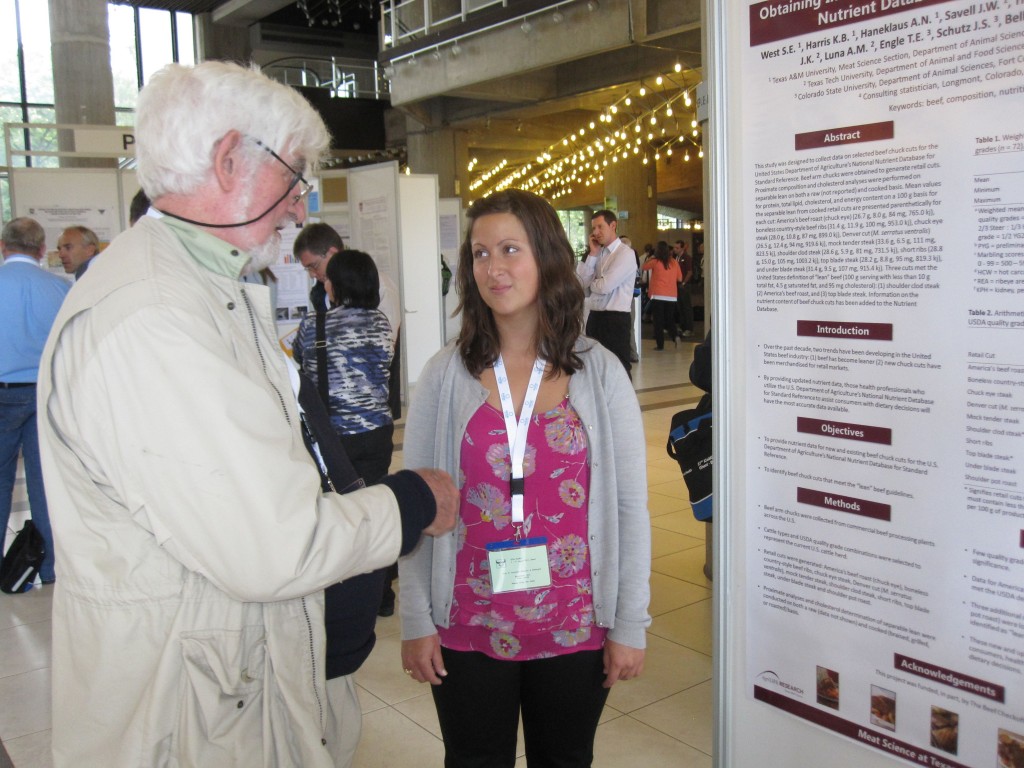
<box><xmin>438</xmin><ymin>397</ymin><xmax>606</xmax><ymax>661</ymax></box>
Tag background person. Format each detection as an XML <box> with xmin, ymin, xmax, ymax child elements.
<box><xmin>36</xmin><ymin>61</ymin><xmax>458</xmax><ymax>768</ymax></box>
<box><xmin>576</xmin><ymin>209</ymin><xmax>637</xmax><ymax>376</ymax></box>
<box><xmin>294</xmin><ymin>221</ymin><xmax>402</xmax><ymax>613</ymax></box>
<box><xmin>400</xmin><ymin>189</ymin><xmax>651</xmax><ymax>767</ymax></box>
<box><xmin>673</xmin><ymin>239</ymin><xmax>694</xmax><ymax>338</ymax></box>
<box><xmin>641</xmin><ymin>240</ymin><xmax>683</xmax><ymax>351</ymax></box>
<box><xmin>56</xmin><ymin>225</ymin><xmax>100</xmax><ymax>280</ymax></box>
<box><xmin>292</xmin><ymin>248</ymin><xmax>398</xmax><ymax>768</ymax></box>
<box><xmin>0</xmin><ymin>217</ymin><xmax>69</xmax><ymax>587</ymax></box>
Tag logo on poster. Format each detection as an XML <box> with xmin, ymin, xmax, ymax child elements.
<box><xmin>756</xmin><ymin>670</ymin><xmax>805</xmax><ymax>697</ymax></box>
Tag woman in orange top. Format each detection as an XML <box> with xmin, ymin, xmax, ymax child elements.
<box><xmin>641</xmin><ymin>240</ymin><xmax>683</xmax><ymax>350</ymax></box>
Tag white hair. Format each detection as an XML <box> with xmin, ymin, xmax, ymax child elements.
<box><xmin>135</xmin><ymin>61</ymin><xmax>331</xmax><ymax>198</ymax></box>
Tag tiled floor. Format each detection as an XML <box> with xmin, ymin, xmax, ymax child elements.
<box><xmin>0</xmin><ymin>327</ymin><xmax>712</xmax><ymax>768</ymax></box>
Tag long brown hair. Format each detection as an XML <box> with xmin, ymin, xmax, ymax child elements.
<box><xmin>654</xmin><ymin>240</ymin><xmax>673</xmax><ymax>268</ymax></box>
<box><xmin>455</xmin><ymin>190</ymin><xmax>584</xmax><ymax>377</ymax></box>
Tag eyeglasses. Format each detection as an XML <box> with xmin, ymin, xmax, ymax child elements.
<box><xmin>302</xmin><ymin>257</ymin><xmax>324</xmax><ymax>275</ymax></box>
<box><xmin>249</xmin><ymin>136</ymin><xmax>312</xmax><ymax>206</ymax></box>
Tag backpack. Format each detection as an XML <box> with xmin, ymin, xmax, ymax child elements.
<box><xmin>0</xmin><ymin>520</ymin><xmax>46</xmax><ymax>593</ymax></box>
<box><xmin>666</xmin><ymin>395</ymin><xmax>713</xmax><ymax>521</ymax></box>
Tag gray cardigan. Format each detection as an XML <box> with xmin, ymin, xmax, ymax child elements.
<box><xmin>399</xmin><ymin>338</ymin><xmax>651</xmax><ymax>649</ymax></box>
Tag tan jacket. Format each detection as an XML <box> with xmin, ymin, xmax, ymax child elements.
<box><xmin>38</xmin><ymin>216</ymin><xmax>403</xmax><ymax>767</ymax></box>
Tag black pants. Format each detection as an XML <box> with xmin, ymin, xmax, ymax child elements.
<box><xmin>585</xmin><ymin>310</ymin><xmax>632</xmax><ymax>377</ymax></box>
<box><xmin>337</xmin><ymin>424</ymin><xmax>397</xmax><ymax>610</ymax></box>
<box><xmin>676</xmin><ymin>284</ymin><xmax>694</xmax><ymax>333</ymax></box>
<box><xmin>431</xmin><ymin>648</ymin><xmax>610</xmax><ymax>768</ymax></box>
<box><xmin>650</xmin><ymin>299</ymin><xmax>678</xmax><ymax>349</ymax></box>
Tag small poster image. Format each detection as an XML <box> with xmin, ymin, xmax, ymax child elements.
<box><xmin>998</xmin><ymin>729</ymin><xmax>1024</xmax><ymax>768</ymax></box>
<box><xmin>869</xmin><ymin>685</ymin><xmax>895</xmax><ymax>731</ymax></box>
<box><xmin>816</xmin><ymin>666</ymin><xmax>839</xmax><ymax>710</ymax></box>
<box><xmin>930</xmin><ymin>706</ymin><xmax>958</xmax><ymax>756</ymax></box>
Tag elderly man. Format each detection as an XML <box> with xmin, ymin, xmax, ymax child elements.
<box><xmin>0</xmin><ymin>217</ymin><xmax>69</xmax><ymax>587</ymax></box>
<box><xmin>37</xmin><ymin>61</ymin><xmax>458</xmax><ymax>768</ymax></box>
<box><xmin>56</xmin><ymin>225</ymin><xmax>100</xmax><ymax>279</ymax></box>
<box><xmin>576</xmin><ymin>209</ymin><xmax>637</xmax><ymax>376</ymax></box>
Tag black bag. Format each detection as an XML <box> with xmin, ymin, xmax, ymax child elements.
<box><xmin>0</xmin><ymin>520</ymin><xmax>46</xmax><ymax>593</ymax></box>
<box><xmin>666</xmin><ymin>395</ymin><xmax>713</xmax><ymax>521</ymax></box>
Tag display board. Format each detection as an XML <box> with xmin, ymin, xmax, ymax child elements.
<box><xmin>398</xmin><ymin>174</ymin><xmax>444</xmax><ymax>387</ymax></box>
<box><xmin>10</xmin><ymin>166</ymin><xmax>132</xmax><ymax>248</ymax></box>
<box><xmin>439</xmin><ymin>197</ymin><xmax>464</xmax><ymax>343</ymax></box>
<box><xmin>347</xmin><ymin>162</ymin><xmax>401</xmax><ymax>282</ymax></box>
<box><xmin>714</xmin><ymin>1</ymin><xmax>1024</xmax><ymax>766</ymax></box>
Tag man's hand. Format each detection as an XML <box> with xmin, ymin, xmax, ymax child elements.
<box><xmin>401</xmin><ymin>634</ymin><xmax>447</xmax><ymax>685</ymax></box>
<box><xmin>602</xmin><ymin>640</ymin><xmax>645</xmax><ymax>688</ymax></box>
<box><xmin>413</xmin><ymin>468</ymin><xmax>458</xmax><ymax>537</ymax></box>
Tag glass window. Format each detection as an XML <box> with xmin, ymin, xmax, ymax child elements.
<box><xmin>1</xmin><ymin>174</ymin><xmax>11</xmax><ymax>222</ymax></box>
<box><xmin>176</xmin><ymin>12</ymin><xmax>195</xmax><ymax>66</ymax></box>
<box><xmin>138</xmin><ymin>8</ymin><xmax>173</xmax><ymax>87</ymax></box>
<box><xmin>0</xmin><ymin>1</ymin><xmax>21</xmax><ymax>102</ymax></box>
<box><xmin>1</xmin><ymin>103</ymin><xmax>25</xmax><ymax>166</ymax></box>
<box><xmin>26</xmin><ymin>106</ymin><xmax>58</xmax><ymax>168</ymax></box>
<box><xmin>109</xmin><ymin>3</ymin><xmax>140</xmax><ymax>111</ymax></box>
<box><xmin>19</xmin><ymin>0</ymin><xmax>52</xmax><ymax>104</ymax></box>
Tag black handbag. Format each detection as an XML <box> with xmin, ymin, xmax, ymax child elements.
<box><xmin>0</xmin><ymin>520</ymin><xmax>46</xmax><ymax>593</ymax></box>
<box><xmin>666</xmin><ymin>394</ymin><xmax>713</xmax><ymax>521</ymax></box>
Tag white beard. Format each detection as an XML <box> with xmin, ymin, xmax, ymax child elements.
<box><xmin>231</xmin><ymin>181</ymin><xmax>288</xmax><ymax>276</ymax></box>
<box><xmin>241</xmin><ymin>231</ymin><xmax>282</xmax><ymax>275</ymax></box>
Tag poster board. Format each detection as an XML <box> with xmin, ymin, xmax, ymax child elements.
<box><xmin>347</xmin><ymin>162</ymin><xmax>401</xmax><ymax>283</ymax></box>
<box><xmin>714</xmin><ymin>2</ymin><xmax>1024</xmax><ymax>767</ymax></box>
<box><xmin>10</xmin><ymin>166</ymin><xmax>129</xmax><ymax>265</ymax></box>
<box><xmin>439</xmin><ymin>197</ymin><xmax>463</xmax><ymax>343</ymax></box>
<box><xmin>398</xmin><ymin>174</ymin><xmax>444</xmax><ymax>387</ymax></box>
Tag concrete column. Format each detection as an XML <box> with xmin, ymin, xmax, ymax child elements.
<box><xmin>194</xmin><ymin>13</ymin><xmax>251</xmax><ymax>64</ymax></box>
<box><xmin>602</xmin><ymin>154</ymin><xmax>658</xmax><ymax>251</ymax></box>
<box><xmin>48</xmin><ymin>0</ymin><xmax>115</xmax><ymax>166</ymax></box>
<box><xmin>405</xmin><ymin>117</ymin><xmax>466</xmax><ymax>200</ymax></box>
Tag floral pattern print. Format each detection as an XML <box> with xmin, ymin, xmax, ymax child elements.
<box><xmin>548</xmin><ymin>534</ymin><xmax>588</xmax><ymax>578</ymax></box>
<box><xmin>439</xmin><ymin>398</ymin><xmax>606</xmax><ymax>662</ymax></box>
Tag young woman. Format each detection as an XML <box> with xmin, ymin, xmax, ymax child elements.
<box><xmin>640</xmin><ymin>240</ymin><xmax>683</xmax><ymax>350</ymax></box>
<box><xmin>399</xmin><ymin>190</ymin><xmax>651</xmax><ymax>767</ymax></box>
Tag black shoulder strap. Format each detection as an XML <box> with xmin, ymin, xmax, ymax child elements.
<box><xmin>296</xmin><ymin>370</ymin><xmax>365</xmax><ymax>494</ymax></box>
<box><xmin>315</xmin><ymin>307</ymin><xmax>329</xmax><ymax>406</ymax></box>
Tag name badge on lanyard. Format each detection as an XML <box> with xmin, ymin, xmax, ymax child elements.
<box><xmin>488</xmin><ymin>355</ymin><xmax>552</xmax><ymax>594</ymax></box>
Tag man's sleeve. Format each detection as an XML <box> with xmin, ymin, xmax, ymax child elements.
<box><xmin>52</xmin><ymin>304</ymin><xmax>411</xmax><ymax>603</ymax></box>
<box><xmin>576</xmin><ymin>255</ymin><xmax>598</xmax><ymax>293</ymax></box>
<box><xmin>587</xmin><ymin>246</ymin><xmax>636</xmax><ymax>297</ymax></box>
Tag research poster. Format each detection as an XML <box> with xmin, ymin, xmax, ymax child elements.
<box><xmin>742</xmin><ymin>1</ymin><xmax>1024</xmax><ymax>767</ymax></box>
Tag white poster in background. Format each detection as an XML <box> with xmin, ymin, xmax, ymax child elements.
<box><xmin>742</xmin><ymin>2</ymin><xmax>1023</xmax><ymax>767</ymax></box>
<box><xmin>29</xmin><ymin>205</ymin><xmax>117</xmax><ymax>248</ymax></box>
<box><xmin>356</xmin><ymin>195</ymin><xmax>395</xmax><ymax>278</ymax></box>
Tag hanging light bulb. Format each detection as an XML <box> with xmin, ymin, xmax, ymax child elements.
<box><xmin>674</xmin><ymin>62</ymin><xmax>682</xmax><ymax>72</ymax></box>
<box><xmin>656</xmin><ymin>75</ymin><xmax>663</xmax><ymax>85</ymax></box>
<box><xmin>639</xmin><ymin>86</ymin><xmax>646</xmax><ymax>97</ymax></box>
<box><xmin>625</xmin><ymin>97</ymin><xmax>631</xmax><ymax>106</ymax></box>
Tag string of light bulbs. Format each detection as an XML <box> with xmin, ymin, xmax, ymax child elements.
<box><xmin>468</xmin><ymin>61</ymin><xmax>703</xmax><ymax>203</ymax></box>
